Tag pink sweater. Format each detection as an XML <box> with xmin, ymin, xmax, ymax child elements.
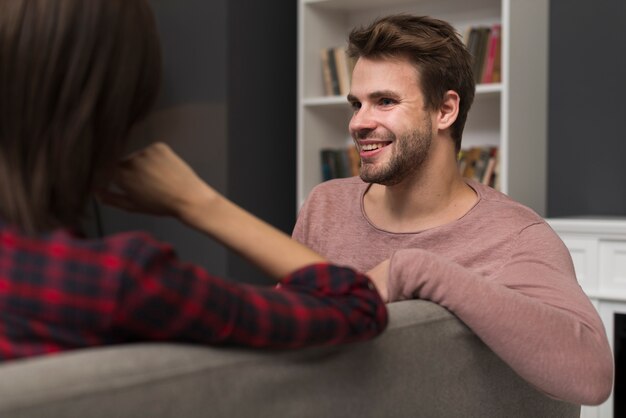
<box><xmin>293</xmin><ymin>177</ymin><xmax>613</xmax><ymax>405</ymax></box>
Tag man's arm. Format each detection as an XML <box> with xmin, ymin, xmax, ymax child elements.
<box><xmin>370</xmin><ymin>223</ymin><xmax>613</xmax><ymax>405</ymax></box>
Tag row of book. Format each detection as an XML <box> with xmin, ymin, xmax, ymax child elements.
<box><xmin>320</xmin><ymin>146</ymin><xmax>360</xmax><ymax>181</ymax></box>
<box><xmin>458</xmin><ymin>146</ymin><xmax>499</xmax><ymax>189</ymax></box>
<box><xmin>320</xmin><ymin>47</ymin><xmax>357</xmax><ymax>97</ymax></box>
<box><xmin>464</xmin><ymin>24</ymin><xmax>502</xmax><ymax>84</ymax></box>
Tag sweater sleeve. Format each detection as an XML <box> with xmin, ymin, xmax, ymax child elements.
<box><xmin>387</xmin><ymin>222</ymin><xmax>613</xmax><ymax>405</ymax></box>
<box><xmin>113</xmin><ymin>235</ymin><xmax>387</xmax><ymax>349</ymax></box>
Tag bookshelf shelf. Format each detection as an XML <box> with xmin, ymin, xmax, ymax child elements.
<box><xmin>302</xmin><ymin>96</ymin><xmax>348</xmax><ymax>107</ymax></box>
<box><xmin>302</xmin><ymin>0</ymin><xmax>501</xmax><ymax>13</ymax></box>
<box><xmin>303</xmin><ymin>83</ymin><xmax>503</xmax><ymax>107</ymax></box>
<box><xmin>475</xmin><ymin>82</ymin><xmax>503</xmax><ymax>95</ymax></box>
<box><xmin>297</xmin><ymin>0</ymin><xmax>549</xmax><ymax>214</ymax></box>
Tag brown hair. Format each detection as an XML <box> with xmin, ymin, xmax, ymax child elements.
<box><xmin>348</xmin><ymin>14</ymin><xmax>475</xmax><ymax>152</ymax></box>
<box><xmin>0</xmin><ymin>0</ymin><xmax>162</xmax><ymax>234</ymax></box>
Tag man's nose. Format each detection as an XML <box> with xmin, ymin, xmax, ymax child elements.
<box><xmin>349</xmin><ymin>107</ymin><xmax>377</xmax><ymax>137</ymax></box>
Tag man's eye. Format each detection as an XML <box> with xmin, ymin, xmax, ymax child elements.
<box><xmin>350</xmin><ymin>102</ymin><xmax>361</xmax><ymax>110</ymax></box>
<box><xmin>380</xmin><ymin>98</ymin><xmax>395</xmax><ymax>106</ymax></box>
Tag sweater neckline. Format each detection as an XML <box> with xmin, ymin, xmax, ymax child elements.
<box><xmin>358</xmin><ymin>179</ymin><xmax>483</xmax><ymax>235</ymax></box>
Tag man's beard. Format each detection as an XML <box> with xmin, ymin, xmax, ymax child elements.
<box><xmin>358</xmin><ymin>119</ymin><xmax>432</xmax><ymax>186</ymax></box>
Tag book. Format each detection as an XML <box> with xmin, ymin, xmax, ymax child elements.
<box><xmin>459</xmin><ymin>146</ymin><xmax>499</xmax><ymax>189</ymax></box>
<box><xmin>462</xmin><ymin>26</ymin><xmax>473</xmax><ymax>48</ymax></box>
<box><xmin>473</xmin><ymin>27</ymin><xmax>491</xmax><ymax>83</ymax></box>
<box><xmin>481</xmin><ymin>24</ymin><xmax>501</xmax><ymax>84</ymax></box>
<box><xmin>457</xmin><ymin>149</ymin><xmax>467</xmax><ymax>175</ymax></box>
<box><xmin>465</xmin><ymin>27</ymin><xmax>480</xmax><ymax>77</ymax></box>
<box><xmin>326</xmin><ymin>48</ymin><xmax>340</xmax><ymax>96</ymax></box>
<box><xmin>461</xmin><ymin>147</ymin><xmax>482</xmax><ymax>180</ymax></box>
<box><xmin>333</xmin><ymin>47</ymin><xmax>351</xmax><ymax>96</ymax></box>
<box><xmin>493</xmin><ymin>149</ymin><xmax>501</xmax><ymax>190</ymax></box>
<box><xmin>491</xmin><ymin>25</ymin><xmax>502</xmax><ymax>83</ymax></box>
<box><xmin>472</xmin><ymin>147</ymin><xmax>492</xmax><ymax>182</ymax></box>
<box><xmin>320</xmin><ymin>146</ymin><xmax>361</xmax><ymax>180</ymax></box>
<box><xmin>320</xmin><ymin>49</ymin><xmax>334</xmax><ymax>96</ymax></box>
<box><xmin>320</xmin><ymin>149</ymin><xmax>338</xmax><ymax>181</ymax></box>
<box><xmin>481</xmin><ymin>147</ymin><xmax>499</xmax><ymax>186</ymax></box>
<box><xmin>463</xmin><ymin>24</ymin><xmax>503</xmax><ymax>85</ymax></box>
<box><xmin>347</xmin><ymin>144</ymin><xmax>361</xmax><ymax>176</ymax></box>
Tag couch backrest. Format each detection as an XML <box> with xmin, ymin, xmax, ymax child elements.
<box><xmin>0</xmin><ymin>300</ymin><xmax>580</xmax><ymax>418</ymax></box>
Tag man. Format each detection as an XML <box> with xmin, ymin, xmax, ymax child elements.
<box><xmin>0</xmin><ymin>0</ymin><xmax>387</xmax><ymax>361</ymax></box>
<box><xmin>293</xmin><ymin>14</ymin><xmax>612</xmax><ymax>405</ymax></box>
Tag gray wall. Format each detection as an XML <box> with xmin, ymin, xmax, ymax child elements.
<box><xmin>548</xmin><ymin>0</ymin><xmax>626</xmax><ymax>217</ymax></box>
<box><xmin>226</xmin><ymin>1</ymin><xmax>297</xmax><ymax>284</ymax></box>
<box><xmin>97</xmin><ymin>1</ymin><xmax>296</xmax><ymax>284</ymax></box>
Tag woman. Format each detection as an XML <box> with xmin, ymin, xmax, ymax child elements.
<box><xmin>0</xmin><ymin>0</ymin><xmax>386</xmax><ymax>360</ymax></box>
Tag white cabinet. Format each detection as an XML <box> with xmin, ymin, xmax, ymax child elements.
<box><xmin>548</xmin><ymin>218</ymin><xmax>626</xmax><ymax>418</ymax></box>
<box><xmin>560</xmin><ymin>236</ymin><xmax>599</xmax><ymax>291</ymax></box>
<box><xmin>599</xmin><ymin>241</ymin><xmax>626</xmax><ymax>295</ymax></box>
<box><xmin>297</xmin><ymin>0</ymin><xmax>549</xmax><ymax>215</ymax></box>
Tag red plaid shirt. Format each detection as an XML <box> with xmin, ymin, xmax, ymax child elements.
<box><xmin>0</xmin><ymin>222</ymin><xmax>387</xmax><ymax>361</ymax></box>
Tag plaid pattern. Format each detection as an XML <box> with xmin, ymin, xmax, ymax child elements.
<box><xmin>0</xmin><ymin>223</ymin><xmax>387</xmax><ymax>361</ymax></box>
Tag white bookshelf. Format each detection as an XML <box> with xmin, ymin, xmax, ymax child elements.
<box><xmin>297</xmin><ymin>0</ymin><xmax>549</xmax><ymax>215</ymax></box>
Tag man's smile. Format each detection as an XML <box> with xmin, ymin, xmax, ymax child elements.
<box><xmin>358</xmin><ymin>140</ymin><xmax>392</xmax><ymax>159</ymax></box>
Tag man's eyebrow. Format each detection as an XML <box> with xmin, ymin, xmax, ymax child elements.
<box><xmin>347</xmin><ymin>90</ymin><xmax>401</xmax><ymax>103</ymax></box>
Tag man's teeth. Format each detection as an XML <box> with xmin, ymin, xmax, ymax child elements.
<box><xmin>361</xmin><ymin>143</ymin><xmax>388</xmax><ymax>151</ymax></box>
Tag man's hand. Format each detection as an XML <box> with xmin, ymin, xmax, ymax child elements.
<box><xmin>98</xmin><ymin>142</ymin><xmax>217</xmax><ymax>220</ymax></box>
<box><xmin>367</xmin><ymin>259</ymin><xmax>390</xmax><ymax>302</ymax></box>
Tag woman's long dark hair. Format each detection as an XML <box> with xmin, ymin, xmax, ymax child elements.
<box><xmin>0</xmin><ymin>0</ymin><xmax>162</xmax><ymax>234</ymax></box>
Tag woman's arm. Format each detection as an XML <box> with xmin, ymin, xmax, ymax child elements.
<box><xmin>99</xmin><ymin>142</ymin><xmax>325</xmax><ymax>279</ymax></box>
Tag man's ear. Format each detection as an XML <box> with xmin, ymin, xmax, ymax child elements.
<box><xmin>437</xmin><ymin>90</ymin><xmax>460</xmax><ymax>130</ymax></box>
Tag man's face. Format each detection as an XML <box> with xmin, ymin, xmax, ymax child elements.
<box><xmin>347</xmin><ymin>56</ymin><xmax>434</xmax><ymax>186</ymax></box>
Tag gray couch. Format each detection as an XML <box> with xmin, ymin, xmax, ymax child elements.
<box><xmin>0</xmin><ymin>300</ymin><xmax>579</xmax><ymax>418</ymax></box>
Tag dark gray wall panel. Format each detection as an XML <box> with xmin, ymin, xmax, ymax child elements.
<box><xmin>226</xmin><ymin>1</ymin><xmax>297</xmax><ymax>284</ymax></box>
<box><xmin>548</xmin><ymin>0</ymin><xmax>626</xmax><ymax>217</ymax></box>
<box><xmin>95</xmin><ymin>1</ymin><xmax>297</xmax><ymax>285</ymax></box>
<box><xmin>98</xmin><ymin>0</ymin><xmax>229</xmax><ymax>277</ymax></box>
